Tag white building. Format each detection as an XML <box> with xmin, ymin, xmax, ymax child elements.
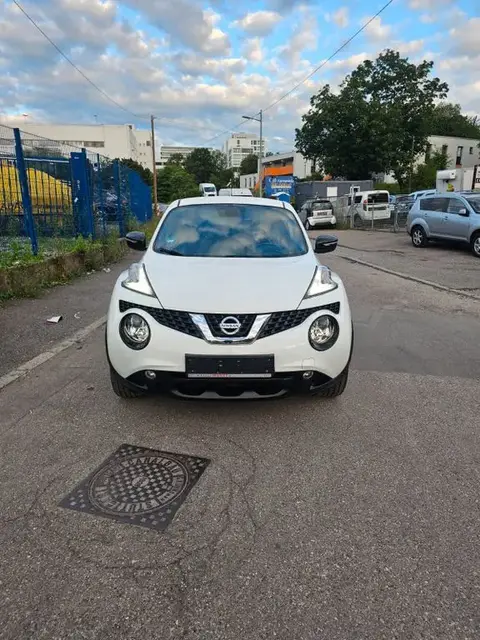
<box><xmin>1</xmin><ymin>121</ymin><xmax>155</xmax><ymax>169</ymax></box>
<box><xmin>381</xmin><ymin>134</ymin><xmax>480</xmax><ymax>184</ymax></box>
<box><xmin>156</xmin><ymin>145</ymin><xmax>199</xmax><ymax>169</ymax></box>
<box><xmin>223</xmin><ymin>132</ymin><xmax>266</xmax><ymax>169</ymax></box>
<box><xmin>427</xmin><ymin>135</ymin><xmax>480</xmax><ymax>169</ymax></box>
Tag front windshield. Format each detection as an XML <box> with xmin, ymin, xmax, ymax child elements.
<box><xmin>153</xmin><ymin>203</ymin><xmax>308</xmax><ymax>258</ymax></box>
<box><xmin>466</xmin><ymin>196</ymin><xmax>480</xmax><ymax>213</ymax></box>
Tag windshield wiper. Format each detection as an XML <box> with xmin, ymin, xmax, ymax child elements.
<box><xmin>156</xmin><ymin>247</ymin><xmax>184</xmax><ymax>256</ymax></box>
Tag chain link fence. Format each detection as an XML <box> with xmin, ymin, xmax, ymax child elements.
<box><xmin>332</xmin><ymin>192</ymin><xmax>413</xmax><ymax>232</ymax></box>
<box><xmin>0</xmin><ymin>124</ymin><xmax>152</xmax><ymax>255</ymax></box>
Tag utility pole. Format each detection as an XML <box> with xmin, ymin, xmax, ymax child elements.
<box><xmin>150</xmin><ymin>115</ymin><xmax>158</xmax><ymax>216</ymax></box>
<box><xmin>242</xmin><ymin>110</ymin><xmax>264</xmax><ymax>197</ymax></box>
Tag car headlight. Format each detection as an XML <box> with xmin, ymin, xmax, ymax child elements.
<box><xmin>304</xmin><ymin>266</ymin><xmax>338</xmax><ymax>299</ymax></box>
<box><xmin>120</xmin><ymin>313</ymin><xmax>151</xmax><ymax>350</ymax></box>
<box><xmin>308</xmin><ymin>315</ymin><xmax>339</xmax><ymax>351</ymax></box>
<box><xmin>121</xmin><ymin>263</ymin><xmax>155</xmax><ymax>297</ymax></box>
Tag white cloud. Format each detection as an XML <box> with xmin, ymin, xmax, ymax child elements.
<box><xmin>409</xmin><ymin>0</ymin><xmax>454</xmax><ymax>9</ymax></box>
<box><xmin>122</xmin><ymin>0</ymin><xmax>231</xmax><ymax>55</ymax></box>
<box><xmin>232</xmin><ymin>10</ymin><xmax>282</xmax><ymax>36</ymax></box>
<box><xmin>363</xmin><ymin>16</ymin><xmax>392</xmax><ymax>42</ymax></box>
<box><xmin>276</xmin><ymin>10</ymin><xmax>318</xmax><ymax>67</ymax></box>
<box><xmin>449</xmin><ymin>17</ymin><xmax>480</xmax><ymax>56</ymax></box>
<box><xmin>325</xmin><ymin>7</ymin><xmax>349</xmax><ymax>29</ymax></box>
<box><xmin>242</xmin><ymin>38</ymin><xmax>264</xmax><ymax>64</ymax></box>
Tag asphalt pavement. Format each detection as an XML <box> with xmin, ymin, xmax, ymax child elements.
<box><xmin>333</xmin><ymin>229</ymin><xmax>480</xmax><ymax>292</ymax></box>
<box><xmin>1</xmin><ymin>247</ymin><xmax>480</xmax><ymax>639</ymax></box>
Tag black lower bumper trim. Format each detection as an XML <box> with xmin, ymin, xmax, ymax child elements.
<box><xmin>123</xmin><ymin>369</ymin><xmax>336</xmax><ymax>398</ymax></box>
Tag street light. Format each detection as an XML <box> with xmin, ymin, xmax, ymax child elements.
<box><xmin>242</xmin><ymin>110</ymin><xmax>263</xmax><ymax>197</ymax></box>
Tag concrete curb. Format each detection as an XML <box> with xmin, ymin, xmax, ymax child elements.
<box><xmin>339</xmin><ymin>253</ymin><xmax>480</xmax><ymax>301</ymax></box>
<box><xmin>0</xmin><ymin>315</ymin><xmax>107</xmax><ymax>391</ymax></box>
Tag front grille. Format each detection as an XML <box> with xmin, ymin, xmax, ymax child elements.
<box><xmin>119</xmin><ymin>301</ymin><xmax>340</xmax><ymax>341</ymax></box>
<box><xmin>259</xmin><ymin>302</ymin><xmax>340</xmax><ymax>339</ymax></box>
<box><xmin>119</xmin><ymin>301</ymin><xmax>201</xmax><ymax>338</ymax></box>
<box><xmin>204</xmin><ymin>314</ymin><xmax>256</xmax><ymax>338</ymax></box>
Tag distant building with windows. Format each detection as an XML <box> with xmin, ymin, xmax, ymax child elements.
<box><xmin>223</xmin><ymin>132</ymin><xmax>266</xmax><ymax>169</ymax></box>
<box><xmin>380</xmin><ymin>135</ymin><xmax>480</xmax><ymax>184</ymax></box>
<box><xmin>0</xmin><ymin>121</ymin><xmax>154</xmax><ymax>169</ymax></box>
<box><xmin>155</xmin><ymin>145</ymin><xmax>213</xmax><ymax>169</ymax></box>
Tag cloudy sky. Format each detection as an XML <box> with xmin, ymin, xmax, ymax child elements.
<box><xmin>0</xmin><ymin>0</ymin><xmax>478</xmax><ymax>152</ymax></box>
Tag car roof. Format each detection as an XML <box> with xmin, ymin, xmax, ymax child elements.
<box><xmin>168</xmin><ymin>196</ymin><xmax>290</xmax><ymax>209</ymax></box>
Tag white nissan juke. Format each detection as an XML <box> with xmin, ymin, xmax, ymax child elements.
<box><xmin>106</xmin><ymin>196</ymin><xmax>353</xmax><ymax>400</ymax></box>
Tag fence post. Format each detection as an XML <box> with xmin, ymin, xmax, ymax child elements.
<box><xmin>113</xmin><ymin>159</ymin><xmax>125</xmax><ymax>237</ymax></box>
<box><xmin>70</xmin><ymin>151</ymin><xmax>91</xmax><ymax>237</ymax></box>
<box><xmin>96</xmin><ymin>154</ymin><xmax>107</xmax><ymax>237</ymax></box>
<box><xmin>13</xmin><ymin>128</ymin><xmax>38</xmax><ymax>255</ymax></box>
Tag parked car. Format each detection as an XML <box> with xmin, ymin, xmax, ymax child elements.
<box><xmin>406</xmin><ymin>192</ymin><xmax>480</xmax><ymax>257</ymax></box>
<box><xmin>199</xmin><ymin>183</ymin><xmax>217</xmax><ymax>197</ymax></box>
<box><xmin>349</xmin><ymin>190</ymin><xmax>391</xmax><ymax>224</ymax></box>
<box><xmin>408</xmin><ymin>189</ymin><xmax>436</xmax><ymax>201</ymax></box>
<box><xmin>298</xmin><ymin>198</ymin><xmax>336</xmax><ymax>230</ymax></box>
<box><xmin>106</xmin><ymin>196</ymin><xmax>353</xmax><ymax>399</ymax></box>
<box><xmin>218</xmin><ymin>188</ymin><xmax>253</xmax><ymax>197</ymax></box>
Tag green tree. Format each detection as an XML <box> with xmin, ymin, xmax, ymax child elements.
<box><xmin>410</xmin><ymin>149</ymin><xmax>448</xmax><ymax>191</ymax></box>
<box><xmin>184</xmin><ymin>147</ymin><xmax>218</xmax><ymax>184</ymax></box>
<box><xmin>156</xmin><ymin>164</ymin><xmax>199</xmax><ymax>202</ymax></box>
<box><xmin>119</xmin><ymin>158</ymin><xmax>153</xmax><ymax>186</ymax></box>
<box><xmin>429</xmin><ymin>103</ymin><xmax>480</xmax><ymax>139</ymax></box>
<box><xmin>166</xmin><ymin>153</ymin><xmax>186</xmax><ymax>167</ymax></box>
<box><xmin>295</xmin><ymin>49</ymin><xmax>449</xmax><ymax>190</ymax></box>
<box><xmin>239</xmin><ymin>153</ymin><xmax>258</xmax><ymax>175</ymax></box>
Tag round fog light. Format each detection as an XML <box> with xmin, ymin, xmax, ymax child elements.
<box><xmin>120</xmin><ymin>313</ymin><xmax>151</xmax><ymax>350</ymax></box>
<box><xmin>309</xmin><ymin>315</ymin><xmax>339</xmax><ymax>351</ymax></box>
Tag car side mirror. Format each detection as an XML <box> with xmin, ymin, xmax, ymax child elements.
<box><xmin>458</xmin><ymin>208</ymin><xmax>468</xmax><ymax>216</ymax></box>
<box><xmin>314</xmin><ymin>235</ymin><xmax>338</xmax><ymax>254</ymax></box>
<box><xmin>125</xmin><ymin>231</ymin><xmax>147</xmax><ymax>251</ymax></box>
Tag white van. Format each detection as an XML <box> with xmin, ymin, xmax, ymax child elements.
<box><xmin>199</xmin><ymin>183</ymin><xmax>217</xmax><ymax>197</ymax></box>
<box><xmin>218</xmin><ymin>188</ymin><xmax>253</xmax><ymax>197</ymax></box>
<box><xmin>349</xmin><ymin>190</ymin><xmax>391</xmax><ymax>221</ymax></box>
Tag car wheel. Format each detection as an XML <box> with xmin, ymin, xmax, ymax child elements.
<box><xmin>305</xmin><ymin>219</ymin><xmax>311</xmax><ymax>230</ymax></box>
<box><xmin>411</xmin><ymin>225</ymin><xmax>427</xmax><ymax>248</ymax></box>
<box><xmin>110</xmin><ymin>366</ymin><xmax>145</xmax><ymax>399</ymax></box>
<box><xmin>317</xmin><ymin>366</ymin><xmax>348</xmax><ymax>398</ymax></box>
<box><xmin>354</xmin><ymin>214</ymin><xmax>362</xmax><ymax>227</ymax></box>
<box><xmin>471</xmin><ymin>232</ymin><xmax>480</xmax><ymax>258</ymax></box>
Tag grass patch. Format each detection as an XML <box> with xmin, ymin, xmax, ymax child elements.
<box><xmin>0</xmin><ymin>231</ymin><xmax>127</xmax><ymax>301</ymax></box>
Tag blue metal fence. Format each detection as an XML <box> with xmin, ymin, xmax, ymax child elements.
<box><xmin>0</xmin><ymin>124</ymin><xmax>153</xmax><ymax>254</ymax></box>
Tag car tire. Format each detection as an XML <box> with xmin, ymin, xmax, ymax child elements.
<box><xmin>354</xmin><ymin>214</ymin><xmax>361</xmax><ymax>227</ymax></box>
<box><xmin>305</xmin><ymin>219</ymin><xmax>311</xmax><ymax>230</ymax></box>
<box><xmin>411</xmin><ymin>225</ymin><xmax>427</xmax><ymax>248</ymax></box>
<box><xmin>110</xmin><ymin>366</ymin><xmax>145</xmax><ymax>399</ymax></box>
<box><xmin>471</xmin><ymin>232</ymin><xmax>480</xmax><ymax>258</ymax></box>
<box><xmin>317</xmin><ymin>366</ymin><xmax>348</xmax><ymax>398</ymax></box>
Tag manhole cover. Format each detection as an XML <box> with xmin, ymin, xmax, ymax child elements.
<box><xmin>59</xmin><ymin>444</ymin><xmax>210</xmax><ymax>532</ymax></box>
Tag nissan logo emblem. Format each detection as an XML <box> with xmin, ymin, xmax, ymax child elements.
<box><xmin>219</xmin><ymin>316</ymin><xmax>241</xmax><ymax>336</ymax></box>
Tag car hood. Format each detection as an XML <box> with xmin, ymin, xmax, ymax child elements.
<box><xmin>142</xmin><ymin>252</ymin><xmax>316</xmax><ymax>313</ymax></box>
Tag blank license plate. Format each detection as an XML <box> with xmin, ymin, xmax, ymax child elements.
<box><xmin>186</xmin><ymin>355</ymin><xmax>274</xmax><ymax>378</ymax></box>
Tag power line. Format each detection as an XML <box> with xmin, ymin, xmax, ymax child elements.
<box><xmin>12</xmin><ymin>0</ymin><xmax>239</xmax><ymax>138</ymax></box>
<box><xmin>11</xmin><ymin>0</ymin><xmax>147</xmax><ymax>120</ymax></box>
<box><xmin>262</xmin><ymin>0</ymin><xmax>395</xmax><ymax>114</ymax></box>
<box><xmin>204</xmin><ymin>0</ymin><xmax>395</xmax><ymax>143</ymax></box>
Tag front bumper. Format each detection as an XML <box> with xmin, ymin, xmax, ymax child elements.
<box><xmin>106</xmin><ymin>285</ymin><xmax>352</xmax><ymax>398</ymax></box>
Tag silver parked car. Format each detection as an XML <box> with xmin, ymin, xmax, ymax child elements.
<box><xmin>406</xmin><ymin>192</ymin><xmax>480</xmax><ymax>258</ymax></box>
